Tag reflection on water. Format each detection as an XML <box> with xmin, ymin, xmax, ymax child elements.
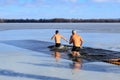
<box><xmin>71</xmin><ymin>57</ymin><xmax>83</xmax><ymax>75</ymax></box>
<box><xmin>72</xmin><ymin>58</ymin><xmax>82</xmax><ymax>71</ymax></box>
<box><xmin>53</xmin><ymin>51</ymin><xmax>61</xmax><ymax>62</ymax></box>
<box><xmin>51</xmin><ymin>50</ymin><xmax>83</xmax><ymax>73</ymax></box>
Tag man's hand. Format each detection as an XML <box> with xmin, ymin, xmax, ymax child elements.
<box><xmin>80</xmin><ymin>46</ymin><xmax>83</xmax><ymax>49</ymax></box>
<box><xmin>66</xmin><ymin>40</ymin><xmax>69</xmax><ymax>42</ymax></box>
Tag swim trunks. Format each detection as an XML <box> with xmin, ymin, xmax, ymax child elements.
<box><xmin>72</xmin><ymin>46</ymin><xmax>80</xmax><ymax>52</ymax></box>
<box><xmin>55</xmin><ymin>43</ymin><xmax>61</xmax><ymax>47</ymax></box>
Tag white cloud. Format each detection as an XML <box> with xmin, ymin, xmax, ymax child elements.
<box><xmin>92</xmin><ymin>0</ymin><xmax>120</xmax><ymax>2</ymax></box>
<box><xmin>69</xmin><ymin>0</ymin><xmax>77</xmax><ymax>2</ymax></box>
<box><xmin>0</xmin><ymin>0</ymin><xmax>44</xmax><ymax>7</ymax></box>
<box><xmin>63</xmin><ymin>0</ymin><xmax>77</xmax><ymax>2</ymax></box>
<box><xmin>92</xmin><ymin>0</ymin><xmax>109</xmax><ymax>2</ymax></box>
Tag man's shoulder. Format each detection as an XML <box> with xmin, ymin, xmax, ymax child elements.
<box><xmin>55</xmin><ymin>34</ymin><xmax>62</xmax><ymax>37</ymax></box>
<box><xmin>77</xmin><ymin>34</ymin><xmax>82</xmax><ymax>37</ymax></box>
<box><xmin>70</xmin><ymin>35</ymin><xmax>73</xmax><ymax>37</ymax></box>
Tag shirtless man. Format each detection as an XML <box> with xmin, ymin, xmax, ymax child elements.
<box><xmin>69</xmin><ymin>30</ymin><xmax>84</xmax><ymax>57</ymax></box>
<box><xmin>51</xmin><ymin>30</ymin><xmax>68</xmax><ymax>47</ymax></box>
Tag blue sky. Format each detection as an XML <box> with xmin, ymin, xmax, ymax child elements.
<box><xmin>0</xmin><ymin>0</ymin><xmax>120</xmax><ymax>19</ymax></box>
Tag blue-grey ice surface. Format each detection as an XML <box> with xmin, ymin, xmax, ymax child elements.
<box><xmin>0</xmin><ymin>23</ymin><xmax>120</xmax><ymax>80</ymax></box>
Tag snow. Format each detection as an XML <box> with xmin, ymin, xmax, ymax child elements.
<box><xmin>0</xmin><ymin>29</ymin><xmax>120</xmax><ymax>80</ymax></box>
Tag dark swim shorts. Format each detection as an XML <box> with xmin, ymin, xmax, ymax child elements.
<box><xmin>55</xmin><ymin>43</ymin><xmax>61</xmax><ymax>47</ymax></box>
<box><xmin>72</xmin><ymin>46</ymin><xmax>80</xmax><ymax>52</ymax></box>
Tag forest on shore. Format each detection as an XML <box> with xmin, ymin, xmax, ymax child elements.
<box><xmin>0</xmin><ymin>18</ymin><xmax>120</xmax><ymax>23</ymax></box>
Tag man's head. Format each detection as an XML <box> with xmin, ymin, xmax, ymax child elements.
<box><xmin>55</xmin><ymin>30</ymin><xmax>59</xmax><ymax>34</ymax></box>
<box><xmin>72</xmin><ymin>30</ymin><xmax>76</xmax><ymax>34</ymax></box>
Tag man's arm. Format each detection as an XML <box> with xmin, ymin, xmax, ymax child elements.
<box><xmin>80</xmin><ymin>37</ymin><xmax>84</xmax><ymax>47</ymax></box>
<box><xmin>69</xmin><ymin>36</ymin><xmax>73</xmax><ymax>44</ymax></box>
<box><xmin>61</xmin><ymin>35</ymin><xmax>68</xmax><ymax>42</ymax></box>
<box><xmin>51</xmin><ymin>35</ymin><xmax>55</xmax><ymax>40</ymax></box>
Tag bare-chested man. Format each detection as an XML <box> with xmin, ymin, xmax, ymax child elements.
<box><xmin>69</xmin><ymin>30</ymin><xmax>84</xmax><ymax>57</ymax></box>
<box><xmin>51</xmin><ymin>30</ymin><xmax>68</xmax><ymax>47</ymax></box>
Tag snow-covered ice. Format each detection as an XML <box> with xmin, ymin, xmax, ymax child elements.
<box><xmin>0</xmin><ymin>29</ymin><xmax>120</xmax><ymax>80</ymax></box>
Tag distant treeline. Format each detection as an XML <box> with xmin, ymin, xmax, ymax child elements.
<box><xmin>0</xmin><ymin>18</ymin><xmax>120</xmax><ymax>23</ymax></box>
